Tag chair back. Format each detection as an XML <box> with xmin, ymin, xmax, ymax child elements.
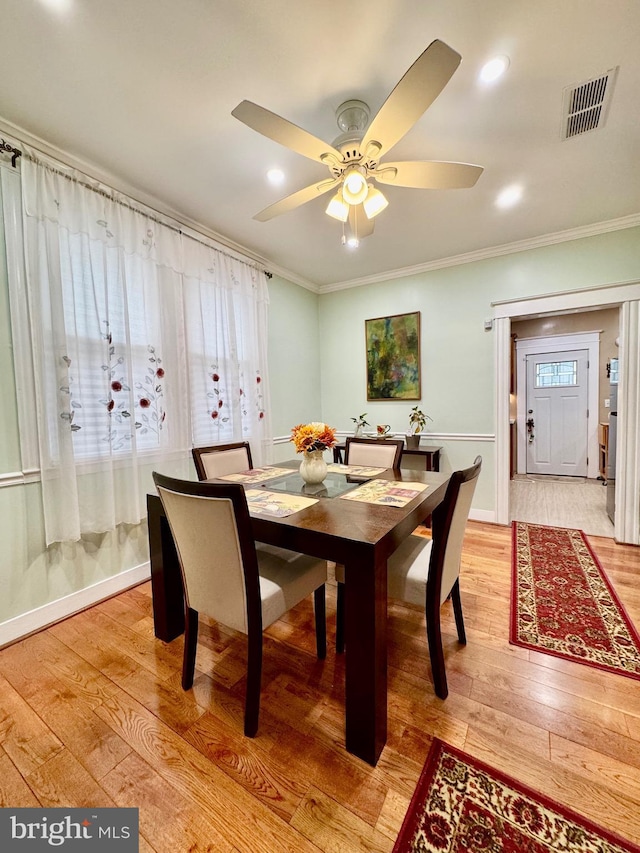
<box><xmin>152</xmin><ymin>472</ymin><xmax>261</xmax><ymax>635</ymax></box>
<box><xmin>430</xmin><ymin>456</ymin><xmax>482</xmax><ymax>605</ymax></box>
<box><xmin>192</xmin><ymin>442</ymin><xmax>253</xmax><ymax>480</ymax></box>
<box><xmin>345</xmin><ymin>437</ymin><xmax>403</xmax><ymax>469</ymax></box>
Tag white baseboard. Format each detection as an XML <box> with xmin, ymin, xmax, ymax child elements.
<box><xmin>469</xmin><ymin>508</ymin><xmax>497</xmax><ymax>524</ymax></box>
<box><xmin>0</xmin><ymin>561</ymin><xmax>151</xmax><ymax>648</ymax></box>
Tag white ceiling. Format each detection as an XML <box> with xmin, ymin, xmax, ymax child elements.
<box><xmin>1</xmin><ymin>0</ymin><xmax>639</xmax><ymax>289</ymax></box>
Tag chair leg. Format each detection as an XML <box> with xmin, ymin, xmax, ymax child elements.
<box><xmin>244</xmin><ymin>626</ymin><xmax>263</xmax><ymax>737</ymax></box>
<box><xmin>335</xmin><ymin>581</ymin><xmax>345</xmax><ymax>654</ymax></box>
<box><xmin>314</xmin><ymin>585</ymin><xmax>327</xmax><ymax>659</ymax></box>
<box><xmin>182</xmin><ymin>607</ymin><xmax>199</xmax><ymax>690</ymax></box>
<box><xmin>451</xmin><ymin>579</ymin><xmax>467</xmax><ymax>645</ymax></box>
<box><xmin>426</xmin><ymin>606</ymin><xmax>448</xmax><ymax>700</ymax></box>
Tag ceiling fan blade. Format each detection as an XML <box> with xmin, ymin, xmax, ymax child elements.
<box><xmin>253</xmin><ymin>178</ymin><xmax>340</xmax><ymax>222</ymax></box>
<box><xmin>348</xmin><ymin>204</ymin><xmax>375</xmax><ymax>239</ymax></box>
<box><xmin>361</xmin><ymin>40</ymin><xmax>461</xmax><ymax>159</ymax></box>
<box><xmin>232</xmin><ymin>100</ymin><xmax>342</xmax><ymax>164</ymax></box>
<box><xmin>374</xmin><ymin>160</ymin><xmax>483</xmax><ymax>189</ymax></box>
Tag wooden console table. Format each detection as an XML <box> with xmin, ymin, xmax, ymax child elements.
<box><xmin>333</xmin><ymin>441</ymin><xmax>442</xmax><ymax>472</ymax></box>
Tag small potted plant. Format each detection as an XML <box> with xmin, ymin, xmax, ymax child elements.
<box><xmin>351</xmin><ymin>413</ymin><xmax>369</xmax><ymax>437</ymax></box>
<box><xmin>406</xmin><ymin>405</ymin><xmax>432</xmax><ymax>449</ymax></box>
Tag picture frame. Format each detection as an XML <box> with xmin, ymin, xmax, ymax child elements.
<box><xmin>365</xmin><ymin>311</ymin><xmax>421</xmax><ymax>400</ymax></box>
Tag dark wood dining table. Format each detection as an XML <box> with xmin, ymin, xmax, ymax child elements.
<box><xmin>147</xmin><ymin>460</ymin><xmax>450</xmax><ymax>766</ymax></box>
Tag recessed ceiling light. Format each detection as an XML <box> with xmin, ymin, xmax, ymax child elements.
<box><xmin>266</xmin><ymin>168</ymin><xmax>285</xmax><ymax>185</ymax></box>
<box><xmin>39</xmin><ymin>0</ymin><xmax>73</xmax><ymax>12</ymax></box>
<box><xmin>479</xmin><ymin>55</ymin><xmax>510</xmax><ymax>84</ymax></box>
<box><xmin>495</xmin><ymin>184</ymin><xmax>523</xmax><ymax>209</ymax></box>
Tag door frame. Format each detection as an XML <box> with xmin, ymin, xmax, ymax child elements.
<box><xmin>516</xmin><ymin>332</ymin><xmax>599</xmax><ymax>479</ymax></box>
<box><xmin>492</xmin><ymin>279</ymin><xmax>640</xmax><ymax>545</ymax></box>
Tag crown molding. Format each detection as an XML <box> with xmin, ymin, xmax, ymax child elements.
<box><xmin>266</xmin><ymin>267</ymin><xmax>320</xmax><ymax>293</ymax></box>
<box><xmin>318</xmin><ymin>213</ymin><xmax>640</xmax><ymax>294</ymax></box>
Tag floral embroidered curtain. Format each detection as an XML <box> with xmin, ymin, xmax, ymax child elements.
<box><xmin>19</xmin><ymin>148</ymin><xmax>271</xmax><ymax>545</ymax></box>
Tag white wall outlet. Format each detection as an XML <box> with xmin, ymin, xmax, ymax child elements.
<box><xmin>604</xmin><ymin>398</ymin><xmax>610</xmax><ymax>408</ymax></box>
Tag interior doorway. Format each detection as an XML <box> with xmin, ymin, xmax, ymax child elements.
<box><xmin>511</xmin><ymin>328</ymin><xmax>607</xmax><ymax>535</ymax></box>
<box><xmin>493</xmin><ymin>281</ymin><xmax>640</xmax><ymax>545</ymax></box>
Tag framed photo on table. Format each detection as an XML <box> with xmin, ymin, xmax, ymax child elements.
<box><xmin>365</xmin><ymin>311</ymin><xmax>421</xmax><ymax>400</ymax></box>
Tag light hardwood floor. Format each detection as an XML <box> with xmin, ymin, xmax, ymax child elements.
<box><xmin>0</xmin><ymin>522</ymin><xmax>639</xmax><ymax>851</ymax></box>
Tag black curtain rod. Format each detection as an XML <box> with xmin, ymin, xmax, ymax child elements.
<box><xmin>0</xmin><ymin>138</ymin><xmax>21</xmax><ymax>167</ymax></box>
<box><xmin>2</xmin><ymin>140</ymin><xmax>272</xmax><ymax>279</ymax></box>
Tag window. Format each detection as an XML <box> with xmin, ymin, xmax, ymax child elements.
<box><xmin>535</xmin><ymin>360</ymin><xmax>578</xmax><ymax>387</ymax></box>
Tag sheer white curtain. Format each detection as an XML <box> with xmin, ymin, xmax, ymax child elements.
<box><xmin>183</xmin><ymin>237</ymin><xmax>271</xmax><ymax>460</ymax></box>
<box><xmin>19</xmin><ymin>147</ymin><xmax>271</xmax><ymax>545</ymax></box>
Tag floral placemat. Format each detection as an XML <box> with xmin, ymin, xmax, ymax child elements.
<box><xmin>218</xmin><ymin>466</ymin><xmax>291</xmax><ymax>484</ymax></box>
<box><xmin>245</xmin><ymin>489</ymin><xmax>318</xmax><ymax>518</ymax></box>
<box><xmin>340</xmin><ymin>479</ymin><xmax>428</xmax><ymax>507</ymax></box>
<box><xmin>326</xmin><ymin>463</ymin><xmax>387</xmax><ymax>477</ymax></box>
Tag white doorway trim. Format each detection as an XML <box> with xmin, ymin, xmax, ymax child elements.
<box><xmin>492</xmin><ymin>280</ymin><xmax>640</xmax><ymax>545</ymax></box>
<box><xmin>515</xmin><ymin>332</ymin><xmax>600</xmax><ymax>479</ymax></box>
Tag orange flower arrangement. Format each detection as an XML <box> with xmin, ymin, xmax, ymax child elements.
<box><xmin>290</xmin><ymin>421</ymin><xmax>338</xmax><ymax>454</ymax></box>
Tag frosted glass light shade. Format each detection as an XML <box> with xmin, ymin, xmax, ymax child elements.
<box><xmin>342</xmin><ymin>169</ymin><xmax>369</xmax><ymax>205</ymax></box>
<box><xmin>325</xmin><ymin>192</ymin><xmax>349</xmax><ymax>222</ymax></box>
<box><xmin>363</xmin><ymin>186</ymin><xmax>388</xmax><ymax>219</ymax></box>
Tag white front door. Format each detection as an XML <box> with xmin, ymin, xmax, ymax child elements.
<box><xmin>525</xmin><ymin>349</ymin><xmax>589</xmax><ymax>476</ymax></box>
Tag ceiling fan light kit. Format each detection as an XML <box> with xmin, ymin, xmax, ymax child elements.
<box><xmin>326</xmin><ymin>191</ymin><xmax>350</xmax><ymax>222</ymax></box>
<box><xmin>342</xmin><ymin>166</ymin><xmax>369</xmax><ymax>205</ymax></box>
<box><xmin>362</xmin><ymin>185</ymin><xmax>388</xmax><ymax>219</ymax></box>
<box><xmin>231</xmin><ymin>39</ymin><xmax>484</xmax><ymax>243</ymax></box>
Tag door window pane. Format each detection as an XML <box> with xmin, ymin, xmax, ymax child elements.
<box><xmin>535</xmin><ymin>360</ymin><xmax>577</xmax><ymax>387</ymax></box>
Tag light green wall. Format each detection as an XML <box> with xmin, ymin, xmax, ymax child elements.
<box><xmin>318</xmin><ymin>226</ymin><xmax>640</xmax><ymax>511</ymax></box>
<box><xmin>267</xmin><ymin>274</ymin><xmax>321</xmax><ymax>462</ymax></box>
<box><xmin>0</xmin><ymin>482</ymin><xmax>150</xmax><ymax>623</ymax></box>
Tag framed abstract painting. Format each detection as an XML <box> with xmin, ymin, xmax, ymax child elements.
<box><xmin>365</xmin><ymin>311</ymin><xmax>421</xmax><ymax>400</ymax></box>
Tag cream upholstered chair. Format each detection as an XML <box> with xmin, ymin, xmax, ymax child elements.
<box><xmin>152</xmin><ymin>472</ymin><xmax>327</xmax><ymax>737</ymax></box>
<box><xmin>192</xmin><ymin>441</ymin><xmax>253</xmax><ymax>480</ymax></box>
<box><xmin>344</xmin><ymin>436</ymin><xmax>404</xmax><ymax>468</ymax></box>
<box><xmin>387</xmin><ymin>456</ymin><xmax>482</xmax><ymax>698</ymax></box>
<box><xmin>334</xmin><ymin>437</ymin><xmax>404</xmax><ymax>652</ymax></box>
<box><xmin>335</xmin><ymin>455</ymin><xmax>481</xmax><ymax>700</ymax></box>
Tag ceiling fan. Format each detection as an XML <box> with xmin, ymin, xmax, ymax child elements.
<box><xmin>231</xmin><ymin>39</ymin><xmax>484</xmax><ymax>242</ymax></box>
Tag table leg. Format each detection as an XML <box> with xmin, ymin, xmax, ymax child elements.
<box><xmin>147</xmin><ymin>494</ymin><xmax>185</xmax><ymax>642</ymax></box>
<box><xmin>343</xmin><ymin>549</ymin><xmax>387</xmax><ymax>765</ymax></box>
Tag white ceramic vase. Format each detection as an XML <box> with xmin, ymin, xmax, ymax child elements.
<box><xmin>299</xmin><ymin>449</ymin><xmax>328</xmax><ymax>484</ymax></box>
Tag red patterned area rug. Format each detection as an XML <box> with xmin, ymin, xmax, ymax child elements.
<box><xmin>510</xmin><ymin>521</ymin><xmax>640</xmax><ymax>679</ymax></box>
<box><xmin>393</xmin><ymin>738</ymin><xmax>640</xmax><ymax>853</ymax></box>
